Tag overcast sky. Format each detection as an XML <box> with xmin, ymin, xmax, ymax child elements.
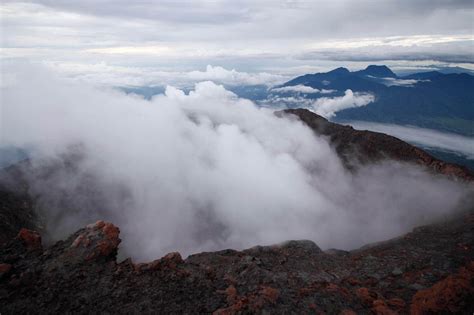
<box><xmin>1</xmin><ymin>0</ymin><xmax>473</xmax><ymax>86</ymax></box>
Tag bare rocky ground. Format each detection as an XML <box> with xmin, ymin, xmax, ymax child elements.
<box><xmin>1</xmin><ymin>109</ymin><xmax>473</xmax><ymax>314</ymax></box>
<box><xmin>0</xmin><ymin>212</ymin><xmax>473</xmax><ymax>314</ymax></box>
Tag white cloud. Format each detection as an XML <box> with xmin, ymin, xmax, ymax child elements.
<box><xmin>271</xmin><ymin>85</ymin><xmax>334</xmax><ymax>94</ymax></box>
<box><xmin>306</xmin><ymin>34</ymin><xmax>474</xmax><ymax>50</ymax></box>
<box><xmin>260</xmin><ymin>89</ymin><xmax>374</xmax><ymax>118</ymax></box>
<box><xmin>365</xmin><ymin>76</ymin><xmax>429</xmax><ymax>87</ymax></box>
<box><xmin>42</xmin><ymin>62</ymin><xmax>287</xmax><ymax>87</ymax></box>
<box><xmin>381</xmin><ymin>77</ymin><xmax>428</xmax><ymax>87</ymax></box>
<box><xmin>347</xmin><ymin>121</ymin><xmax>474</xmax><ymax>159</ymax></box>
<box><xmin>300</xmin><ymin>37</ymin><xmax>474</xmax><ymax>64</ymax></box>
<box><xmin>185</xmin><ymin>65</ymin><xmax>286</xmax><ymax>86</ymax></box>
<box><xmin>311</xmin><ymin>89</ymin><xmax>375</xmax><ymax>118</ymax></box>
<box><xmin>85</xmin><ymin>45</ymin><xmax>173</xmax><ymax>55</ymax></box>
<box><xmin>259</xmin><ymin>95</ymin><xmax>313</xmax><ymax>109</ymax></box>
<box><xmin>1</xmin><ymin>64</ymin><xmax>469</xmax><ymax>261</ymax></box>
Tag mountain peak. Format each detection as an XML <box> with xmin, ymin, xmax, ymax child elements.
<box><xmin>328</xmin><ymin>67</ymin><xmax>350</xmax><ymax>75</ymax></box>
<box><xmin>356</xmin><ymin>65</ymin><xmax>397</xmax><ymax>78</ymax></box>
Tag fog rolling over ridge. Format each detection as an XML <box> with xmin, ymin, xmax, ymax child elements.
<box><xmin>1</xmin><ymin>65</ymin><xmax>471</xmax><ymax>261</ymax></box>
<box><xmin>346</xmin><ymin>121</ymin><xmax>474</xmax><ymax>160</ymax></box>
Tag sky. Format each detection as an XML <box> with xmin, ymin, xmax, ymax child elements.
<box><xmin>1</xmin><ymin>0</ymin><xmax>473</xmax><ymax>86</ymax></box>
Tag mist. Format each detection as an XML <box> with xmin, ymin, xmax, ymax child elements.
<box><xmin>347</xmin><ymin>121</ymin><xmax>474</xmax><ymax>159</ymax></box>
<box><xmin>1</xmin><ymin>64</ymin><xmax>471</xmax><ymax>261</ymax></box>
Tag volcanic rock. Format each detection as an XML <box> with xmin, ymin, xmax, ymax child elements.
<box><xmin>1</xmin><ymin>210</ymin><xmax>473</xmax><ymax>313</ymax></box>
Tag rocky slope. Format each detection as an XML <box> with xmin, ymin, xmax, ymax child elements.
<box><xmin>280</xmin><ymin>108</ymin><xmax>473</xmax><ymax>180</ymax></box>
<box><xmin>0</xmin><ymin>163</ymin><xmax>40</xmax><ymax>244</ymax></box>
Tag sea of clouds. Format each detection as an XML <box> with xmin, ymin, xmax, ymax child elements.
<box><xmin>1</xmin><ymin>64</ymin><xmax>471</xmax><ymax>261</ymax></box>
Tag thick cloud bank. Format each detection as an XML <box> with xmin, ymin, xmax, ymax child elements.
<box><xmin>43</xmin><ymin>63</ymin><xmax>287</xmax><ymax>88</ymax></box>
<box><xmin>1</xmin><ymin>65</ymin><xmax>471</xmax><ymax>261</ymax></box>
<box><xmin>312</xmin><ymin>89</ymin><xmax>374</xmax><ymax>118</ymax></box>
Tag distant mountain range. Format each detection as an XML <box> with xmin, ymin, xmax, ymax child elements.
<box><xmin>124</xmin><ymin>65</ymin><xmax>473</xmax><ymax>137</ymax></box>
<box><xmin>281</xmin><ymin>65</ymin><xmax>474</xmax><ymax>137</ymax></box>
<box><xmin>120</xmin><ymin>65</ymin><xmax>474</xmax><ymax>139</ymax></box>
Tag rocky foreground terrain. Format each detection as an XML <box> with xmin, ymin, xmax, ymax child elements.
<box><xmin>1</xmin><ymin>211</ymin><xmax>473</xmax><ymax>314</ymax></box>
<box><xmin>1</xmin><ymin>109</ymin><xmax>473</xmax><ymax>314</ymax></box>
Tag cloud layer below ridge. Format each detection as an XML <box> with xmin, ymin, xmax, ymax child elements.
<box><xmin>1</xmin><ymin>65</ymin><xmax>471</xmax><ymax>261</ymax></box>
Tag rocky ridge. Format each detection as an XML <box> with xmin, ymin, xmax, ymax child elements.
<box><xmin>281</xmin><ymin>108</ymin><xmax>473</xmax><ymax>180</ymax></box>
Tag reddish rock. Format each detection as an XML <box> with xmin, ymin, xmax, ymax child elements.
<box><xmin>326</xmin><ymin>282</ymin><xmax>339</xmax><ymax>291</ymax></box>
<box><xmin>224</xmin><ymin>285</ymin><xmax>238</xmax><ymax>304</ymax></box>
<box><xmin>260</xmin><ymin>286</ymin><xmax>279</xmax><ymax>304</ymax></box>
<box><xmin>214</xmin><ymin>285</ymin><xmax>279</xmax><ymax>314</ymax></box>
<box><xmin>372</xmin><ymin>299</ymin><xmax>397</xmax><ymax>315</ymax></box>
<box><xmin>134</xmin><ymin>252</ymin><xmax>184</xmax><ymax>273</ymax></box>
<box><xmin>86</xmin><ymin>224</ymin><xmax>120</xmax><ymax>260</ymax></box>
<box><xmin>410</xmin><ymin>261</ymin><xmax>474</xmax><ymax>314</ymax></box>
<box><xmin>345</xmin><ymin>276</ymin><xmax>362</xmax><ymax>286</ymax></box>
<box><xmin>356</xmin><ymin>287</ymin><xmax>378</xmax><ymax>306</ymax></box>
<box><xmin>161</xmin><ymin>252</ymin><xmax>184</xmax><ymax>267</ymax></box>
<box><xmin>68</xmin><ymin>221</ymin><xmax>121</xmax><ymax>261</ymax></box>
<box><xmin>95</xmin><ymin>239</ymin><xmax>117</xmax><ymax>258</ymax></box>
<box><xmin>402</xmin><ymin>267</ymin><xmax>432</xmax><ymax>283</ymax></box>
<box><xmin>16</xmin><ymin>228</ymin><xmax>42</xmax><ymax>250</ymax></box>
<box><xmin>133</xmin><ymin>262</ymin><xmax>148</xmax><ymax>273</ymax></box>
<box><xmin>326</xmin><ymin>282</ymin><xmax>351</xmax><ymax>298</ymax></box>
<box><xmin>101</xmin><ymin>221</ymin><xmax>119</xmax><ymax>240</ymax></box>
<box><xmin>1</xmin><ymin>211</ymin><xmax>474</xmax><ymax>313</ymax></box>
<box><xmin>92</xmin><ymin>220</ymin><xmax>106</xmax><ymax>229</ymax></box>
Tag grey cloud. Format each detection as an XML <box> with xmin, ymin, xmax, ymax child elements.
<box><xmin>298</xmin><ymin>40</ymin><xmax>474</xmax><ymax>64</ymax></box>
<box><xmin>14</xmin><ymin>0</ymin><xmax>254</xmax><ymax>24</ymax></box>
<box><xmin>2</xmin><ymin>0</ymin><xmax>473</xmax><ymax>75</ymax></box>
<box><xmin>5</xmin><ymin>0</ymin><xmax>473</xmax><ymax>41</ymax></box>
